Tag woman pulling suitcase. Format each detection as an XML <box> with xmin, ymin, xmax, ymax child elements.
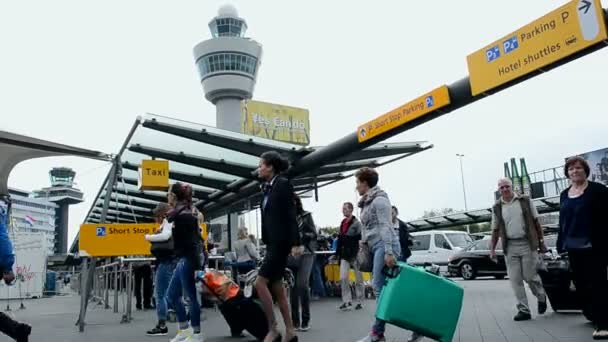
<box><xmin>354</xmin><ymin>167</ymin><xmax>422</xmax><ymax>342</ymax></box>
<box><xmin>255</xmin><ymin>151</ymin><xmax>301</xmax><ymax>342</ymax></box>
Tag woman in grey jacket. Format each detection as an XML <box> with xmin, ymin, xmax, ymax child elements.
<box><xmin>355</xmin><ymin>168</ymin><xmax>421</xmax><ymax>342</ymax></box>
<box><xmin>289</xmin><ymin>194</ymin><xmax>317</xmax><ymax>332</ymax></box>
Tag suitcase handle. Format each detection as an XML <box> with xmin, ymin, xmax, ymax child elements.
<box><xmin>382</xmin><ymin>266</ymin><xmax>401</xmax><ymax>279</ymax></box>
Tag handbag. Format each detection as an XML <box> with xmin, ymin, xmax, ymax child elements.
<box><xmin>356</xmin><ymin>243</ymin><xmax>372</xmax><ymax>273</ymax></box>
<box><xmin>150</xmin><ymin>236</ymin><xmax>174</xmax><ymax>256</ymax></box>
<box><xmin>287</xmin><ymin>254</ymin><xmax>301</xmax><ymax>270</ymax></box>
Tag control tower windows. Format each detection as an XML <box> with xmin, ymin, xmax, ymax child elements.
<box><xmin>211</xmin><ymin>18</ymin><xmax>246</xmax><ymax>38</ymax></box>
<box><xmin>197</xmin><ymin>53</ymin><xmax>258</xmax><ymax>79</ymax></box>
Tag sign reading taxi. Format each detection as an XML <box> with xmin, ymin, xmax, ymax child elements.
<box><xmin>357</xmin><ymin>86</ymin><xmax>451</xmax><ymax>143</ymax></box>
<box><xmin>467</xmin><ymin>0</ymin><xmax>607</xmax><ymax>96</ymax></box>
<box><xmin>138</xmin><ymin>159</ymin><xmax>169</xmax><ymax>191</ymax></box>
<box><xmin>79</xmin><ymin>223</ymin><xmax>158</xmax><ymax>257</ymax></box>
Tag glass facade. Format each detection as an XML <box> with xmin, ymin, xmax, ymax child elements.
<box><xmin>210</xmin><ymin>18</ymin><xmax>246</xmax><ymax>38</ymax></box>
<box><xmin>197</xmin><ymin>53</ymin><xmax>258</xmax><ymax>78</ymax></box>
<box><xmin>8</xmin><ymin>191</ymin><xmax>57</xmax><ymax>256</ymax></box>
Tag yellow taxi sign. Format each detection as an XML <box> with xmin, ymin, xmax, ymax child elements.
<box><xmin>357</xmin><ymin>86</ymin><xmax>451</xmax><ymax>143</ymax></box>
<box><xmin>79</xmin><ymin>223</ymin><xmax>158</xmax><ymax>257</ymax></box>
<box><xmin>467</xmin><ymin>0</ymin><xmax>607</xmax><ymax>96</ymax></box>
<box><xmin>138</xmin><ymin>160</ymin><xmax>169</xmax><ymax>191</ymax></box>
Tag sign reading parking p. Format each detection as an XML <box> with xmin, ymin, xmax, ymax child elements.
<box><xmin>96</xmin><ymin>226</ymin><xmax>106</xmax><ymax>237</ymax></box>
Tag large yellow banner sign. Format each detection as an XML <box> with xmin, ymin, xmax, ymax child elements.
<box><xmin>241</xmin><ymin>100</ymin><xmax>310</xmax><ymax>146</ymax></box>
<box><xmin>79</xmin><ymin>223</ymin><xmax>158</xmax><ymax>257</ymax></box>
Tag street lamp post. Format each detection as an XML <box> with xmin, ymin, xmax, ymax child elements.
<box><xmin>456</xmin><ymin>154</ymin><xmax>468</xmax><ymax>211</ymax></box>
<box><xmin>456</xmin><ymin>154</ymin><xmax>469</xmax><ymax>234</ymax></box>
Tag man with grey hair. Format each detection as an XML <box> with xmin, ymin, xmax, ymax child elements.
<box><xmin>490</xmin><ymin>177</ymin><xmax>548</xmax><ymax>321</ymax></box>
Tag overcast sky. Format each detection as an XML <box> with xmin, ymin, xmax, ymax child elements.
<box><xmin>2</xmin><ymin>1</ymin><xmax>607</xmax><ymax>246</ymax></box>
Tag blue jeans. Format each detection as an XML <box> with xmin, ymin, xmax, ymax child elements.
<box><xmin>370</xmin><ymin>240</ymin><xmax>400</xmax><ymax>336</ymax></box>
<box><xmin>155</xmin><ymin>260</ymin><xmax>176</xmax><ymax>322</ymax></box>
<box><xmin>311</xmin><ymin>257</ymin><xmax>326</xmax><ymax>297</ymax></box>
<box><xmin>166</xmin><ymin>257</ymin><xmax>201</xmax><ymax>329</ymax></box>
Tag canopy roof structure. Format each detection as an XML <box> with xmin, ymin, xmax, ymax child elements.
<box><xmin>71</xmin><ymin>113</ymin><xmax>434</xmax><ymax>252</ymax></box>
<box><xmin>405</xmin><ymin>195</ymin><xmax>561</xmax><ymax>232</ymax></box>
<box><xmin>0</xmin><ymin>130</ymin><xmax>111</xmax><ymax>195</ymax></box>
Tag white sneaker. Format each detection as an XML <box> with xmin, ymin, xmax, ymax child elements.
<box><xmin>186</xmin><ymin>333</ymin><xmax>204</xmax><ymax>342</ymax></box>
<box><xmin>407</xmin><ymin>331</ymin><xmax>424</xmax><ymax>342</ymax></box>
<box><xmin>170</xmin><ymin>328</ymin><xmax>192</xmax><ymax>342</ymax></box>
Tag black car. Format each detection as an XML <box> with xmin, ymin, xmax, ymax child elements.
<box><xmin>448</xmin><ymin>238</ymin><xmax>506</xmax><ymax>280</ymax></box>
<box><xmin>448</xmin><ymin>235</ymin><xmax>558</xmax><ymax>280</ymax></box>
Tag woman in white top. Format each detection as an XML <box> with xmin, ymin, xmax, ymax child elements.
<box><xmin>144</xmin><ymin>203</ymin><xmax>175</xmax><ymax>336</ymax></box>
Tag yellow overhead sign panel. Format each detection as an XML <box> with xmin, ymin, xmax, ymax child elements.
<box><xmin>79</xmin><ymin>223</ymin><xmax>158</xmax><ymax>257</ymax></box>
<box><xmin>138</xmin><ymin>160</ymin><xmax>169</xmax><ymax>191</ymax></box>
<box><xmin>467</xmin><ymin>0</ymin><xmax>607</xmax><ymax>96</ymax></box>
<box><xmin>241</xmin><ymin>100</ymin><xmax>311</xmax><ymax>146</ymax></box>
<box><xmin>357</xmin><ymin>86</ymin><xmax>451</xmax><ymax>143</ymax></box>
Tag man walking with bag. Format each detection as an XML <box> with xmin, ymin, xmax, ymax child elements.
<box><xmin>490</xmin><ymin>178</ymin><xmax>548</xmax><ymax>321</ymax></box>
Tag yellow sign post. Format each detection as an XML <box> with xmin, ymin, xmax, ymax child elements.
<box><xmin>467</xmin><ymin>0</ymin><xmax>607</xmax><ymax>96</ymax></box>
<box><xmin>357</xmin><ymin>86</ymin><xmax>451</xmax><ymax>143</ymax></box>
<box><xmin>138</xmin><ymin>160</ymin><xmax>169</xmax><ymax>191</ymax></box>
<box><xmin>79</xmin><ymin>223</ymin><xmax>158</xmax><ymax>257</ymax></box>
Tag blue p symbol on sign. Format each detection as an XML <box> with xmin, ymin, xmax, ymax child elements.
<box><xmin>425</xmin><ymin>95</ymin><xmax>434</xmax><ymax>108</ymax></box>
<box><xmin>503</xmin><ymin>36</ymin><xmax>519</xmax><ymax>54</ymax></box>
<box><xmin>96</xmin><ymin>226</ymin><xmax>106</xmax><ymax>237</ymax></box>
<box><xmin>486</xmin><ymin>45</ymin><xmax>500</xmax><ymax>62</ymax></box>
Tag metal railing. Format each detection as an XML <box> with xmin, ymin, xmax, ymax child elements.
<box><xmin>77</xmin><ymin>257</ymin><xmax>156</xmax><ymax>324</ymax></box>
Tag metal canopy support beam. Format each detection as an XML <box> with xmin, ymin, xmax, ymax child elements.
<box><xmin>463</xmin><ymin>213</ymin><xmax>480</xmax><ymax>220</ymax></box>
<box><xmin>92</xmin><ymin>206</ymin><xmax>152</xmax><ymax>220</ymax></box>
<box><xmin>98</xmin><ymin>196</ymin><xmax>157</xmax><ymax>210</ymax></box>
<box><xmin>110</xmin><ymin>187</ymin><xmax>174</xmax><ymax>203</ymax></box>
<box><xmin>444</xmin><ymin>216</ymin><xmax>460</xmax><ymax>223</ymax></box>
<box><xmin>118</xmin><ymin>176</ymin><xmax>212</xmax><ymax>199</ymax></box>
<box><xmin>335</xmin><ymin>142</ymin><xmax>425</xmax><ymax>163</ymax></box>
<box><xmin>77</xmin><ymin>157</ymin><xmax>120</xmax><ymax>332</ymax></box>
<box><xmin>122</xmin><ymin>162</ymin><xmax>232</xmax><ymax>191</ymax></box>
<box><xmin>76</xmin><ymin>118</ymin><xmax>141</xmax><ymax>332</ymax></box>
<box><xmin>142</xmin><ymin>118</ymin><xmax>306</xmax><ymax>159</ymax></box>
<box><xmin>129</xmin><ymin>144</ymin><xmax>255</xmax><ymax>179</ymax></box>
<box><xmin>88</xmin><ymin>214</ymin><xmax>137</xmax><ymax>223</ymax></box>
<box><xmin>302</xmin><ymin>160</ymin><xmax>379</xmax><ymax>178</ymax></box>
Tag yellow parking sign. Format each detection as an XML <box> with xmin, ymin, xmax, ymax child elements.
<box><xmin>79</xmin><ymin>223</ymin><xmax>158</xmax><ymax>257</ymax></box>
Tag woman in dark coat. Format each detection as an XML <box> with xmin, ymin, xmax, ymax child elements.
<box><xmin>255</xmin><ymin>151</ymin><xmax>301</xmax><ymax>342</ymax></box>
<box><xmin>557</xmin><ymin>156</ymin><xmax>608</xmax><ymax>340</ymax></box>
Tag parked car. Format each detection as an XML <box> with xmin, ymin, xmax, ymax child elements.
<box><xmin>408</xmin><ymin>230</ymin><xmax>474</xmax><ymax>272</ymax></box>
<box><xmin>448</xmin><ymin>238</ymin><xmax>506</xmax><ymax>280</ymax></box>
<box><xmin>448</xmin><ymin>235</ymin><xmax>558</xmax><ymax>280</ymax></box>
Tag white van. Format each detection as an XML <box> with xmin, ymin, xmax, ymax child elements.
<box><xmin>408</xmin><ymin>230</ymin><xmax>474</xmax><ymax>271</ymax></box>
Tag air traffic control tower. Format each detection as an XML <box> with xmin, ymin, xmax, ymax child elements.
<box><xmin>33</xmin><ymin>167</ymin><xmax>84</xmax><ymax>254</ymax></box>
<box><xmin>193</xmin><ymin>5</ymin><xmax>263</xmax><ymax>133</ymax></box>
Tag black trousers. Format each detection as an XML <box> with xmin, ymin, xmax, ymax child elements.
<box><xmin>0</xmin><ymin>312</ymin><xmax>29</xmax><ymax>341</ymax></box>
<box><xmin>569</xmin><ymin>249</ymin><xmax>608</xmax><ymax>329</ymax></box>
<box><xmin>133</xmin><ymin>264</ymin><xmax>153</xmax><ymax>308</ymax></box>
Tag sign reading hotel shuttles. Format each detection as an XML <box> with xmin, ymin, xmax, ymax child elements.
<box><xmin>79</xmin><ymin>223</ymin><xmax>158</xmax><ymax>257</ymax></box>
<box><xmin>138</xmin><ymin>159</ymin><xmax>169</xmax><ymax>191</ymax></box>
<box><xmin>357</xmin><ymin>85</ymin><xmax>451</xmax><ymax>143</ymax></box>
<box><xmin>467</xmin><ymin>0</ymin><xmax>607</xmax><ymax>96</ymax></box>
